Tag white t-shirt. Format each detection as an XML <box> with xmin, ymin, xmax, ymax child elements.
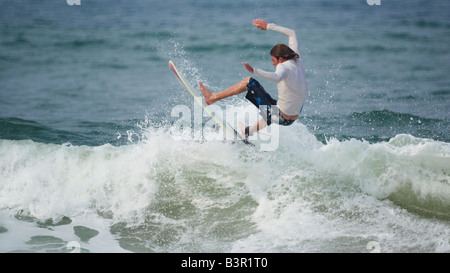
<box><xmin>253</xmin><ymin>23</ymin><xmax>308</xmax><ymax>116</ymax></box>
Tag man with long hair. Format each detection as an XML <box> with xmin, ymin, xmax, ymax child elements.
<box><xmin>199</xmin><ymin>19</ymin><xmax>308</xmax><ymax>138</ymax></box>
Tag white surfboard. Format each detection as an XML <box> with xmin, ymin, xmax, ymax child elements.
<box><xmin>169</xmin><ymin>60</ymin><xmax>251</xmax><ymax>145</ymax></box>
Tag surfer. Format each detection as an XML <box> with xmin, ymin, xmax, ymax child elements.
<box><xmin>199</xmin><ymin>19</ymin><xmax>308</xmax><ymax>139</ymax></box>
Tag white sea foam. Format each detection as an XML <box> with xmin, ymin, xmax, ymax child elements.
<box><xmin>0</xmin><ymin>121</ymin><xmax>449</xmax><ymax>252</ymax></box>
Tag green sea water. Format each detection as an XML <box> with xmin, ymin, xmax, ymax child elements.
<box><xmin>0</xmin><ymin>0</ymin><xmax>449</xmax><ymax>253</ymax></box>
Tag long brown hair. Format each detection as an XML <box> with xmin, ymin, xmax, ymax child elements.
<box><xmin>270</xmin><ymin>44</ymin><xmax>299</xmax><ymax>61</ymax></box>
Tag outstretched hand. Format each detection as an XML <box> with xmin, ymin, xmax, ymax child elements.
<box><xmin>242</xmin><ymin>62</ymin><xmax>254</xmax><ymax>73</ymax></box>
<box><xmin>253</xmin><ymin>19</ymin><xmax>268</xmax><ymax>30</ymax></box>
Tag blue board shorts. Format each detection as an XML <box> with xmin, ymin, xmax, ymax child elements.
<box><xmin>245</xmin><ymin>78</ymin><xmax>300</xmax><ymax>126</ymax></box>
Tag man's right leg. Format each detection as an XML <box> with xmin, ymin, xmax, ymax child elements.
<box><xmin>199</xmin><ymin>77</ymin><xmax>251</xmax><ymax>105</ymax></box>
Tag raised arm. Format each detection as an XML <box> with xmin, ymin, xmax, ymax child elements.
<box><xmin>253</xmin><ymin>19</ymin><xmax>299</xmax><ymax>55</ymax></box>
<box><xmin>267</xmin><ymin>23</ymin><xmax>299</xmax><ymax>54</ymax></box>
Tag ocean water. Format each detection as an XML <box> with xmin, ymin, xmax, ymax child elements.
<box><xmin>0</xmin><ymin>0</ymin><xmax>449</xmax><ymax>253</ymax></box>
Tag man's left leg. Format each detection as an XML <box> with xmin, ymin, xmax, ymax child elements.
<box><xmin>239</xmin><ymin>117</ymin><xmax>267</xmax><ymax>139</ymax></box>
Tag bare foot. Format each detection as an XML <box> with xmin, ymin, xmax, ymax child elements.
<box><xmin>199</xmin><ymin>82</ymin><xmax>216</xmax><ymax>105</ymax></box>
